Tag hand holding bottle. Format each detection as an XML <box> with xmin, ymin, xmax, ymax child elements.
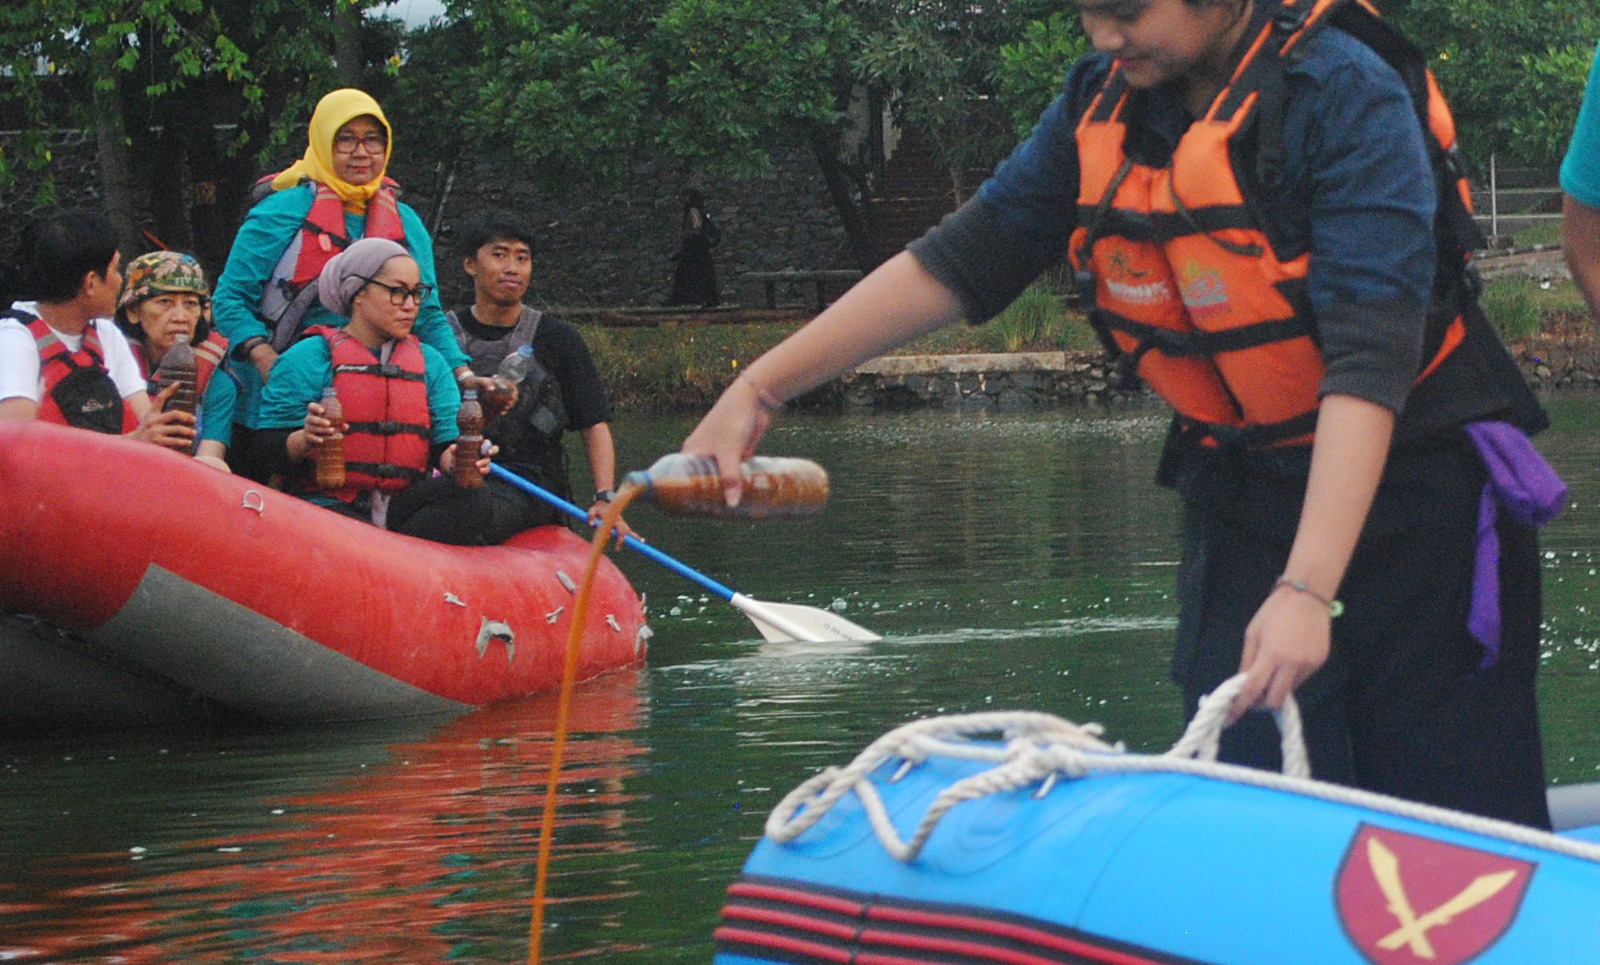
<box><xmin>484</xmin><ymin>345</ymin><xmax>532</xmax><ymax>421</ymax></box>
<box><xmin>309</xmin><ymin>386</ymin><xmax>346</xmax><ymax>490</ymax></box>
<box><xmin>624</xmin><ymin>453</ymin><xmax>827</xmax><ymax>519</ymax></box>
<box><xmin>128</xmin><ymin>381</ymin><xmax>198</xmax><ymax>452</ymax></box>
<box><xmin>454</xmin><ymin>389</ymin><xmax>486</xmax><ymax>489</ymax></box>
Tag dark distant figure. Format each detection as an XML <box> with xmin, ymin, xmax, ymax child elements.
<box><xmin>666</xmin><ymin>188</ymin><xmax>721</xmax><ymax>308</ymax></box>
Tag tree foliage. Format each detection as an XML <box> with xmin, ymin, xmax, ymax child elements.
<box><xmin>1387</xmin><ymin>0</ymin><xmax>1600</xmax><ymax>172</ymax></box>
<box><xmin>0</xmin><ymin>0</ymin><xmax>401</xmax><ymax>269</ymax></box>
<box><xmin>3</xmin><ymin>0</ymin><xmax>1596</xmax><ymax>278</ymax></box>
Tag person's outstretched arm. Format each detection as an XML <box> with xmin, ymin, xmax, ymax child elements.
<box><xmin>681</xmin><ymin>251</ymin><xmax>964</xmax><ymax>505</ymax></box>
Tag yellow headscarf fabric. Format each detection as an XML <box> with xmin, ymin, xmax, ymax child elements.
<box><xmin>270</xmin><ymin>88</ymin><xmax>393</xmax><ymax>213</ymax></box>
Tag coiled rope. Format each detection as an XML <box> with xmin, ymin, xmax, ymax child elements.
<box><xmin>765</xmin><ymin>674</ymin><xmax>1600</xmax><ymax>864</ymax></box>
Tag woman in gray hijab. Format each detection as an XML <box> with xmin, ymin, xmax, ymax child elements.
<box><xmin>248</xmin><ymin>238</ymin><xmax>496</xmax><ymax>544</ymax></box>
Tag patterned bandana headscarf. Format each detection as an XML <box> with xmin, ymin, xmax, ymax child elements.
<box><xmin>116</xmin><ymin>251</ymin><xmax>209</xmax><ymax>324</ymax></box>
<box><xmin>318</xmin><ymin>237</ymin><xmax>410</xmax><ymax>317</ymax></box>
<box><xmin>270</xmin><ymin>88</ymin><xmax>393</xmax><ymax>212</ymax></box>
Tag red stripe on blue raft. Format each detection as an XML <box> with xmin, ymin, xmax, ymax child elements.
<box><xmin>713</xmin><ymin>926</ymin><xmax>854</xmax><ymax>963</ymax></box>
<box><xmin>721</xmin><ymin>904</ymin><xmax>863</xmax><ymax>941</ymax></box>
<box><xmin>727</xmin><ymin>880</ymin><xmax>870</xmax><ymax>917</ymax></box>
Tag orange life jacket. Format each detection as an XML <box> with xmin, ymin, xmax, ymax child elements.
<box><xmin>23</xmin><ymin>315</ymin><xmax>136</xmax><ymax>434</ymax></box>
<box><xmin>1068</xmin><ymin>0</ymin><xmax>1477</xmax><ymax>450</ymax></box>
<box><xmin>309</xmin><ymin>325</ymin><xmax>431</xmax><ymax>502</ymax></box>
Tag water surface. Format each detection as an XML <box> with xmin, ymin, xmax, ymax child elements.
<box><xmin>4</xmin><ymin>396</ymin><xmax>1599</xmax><ymax>961</ymax></box>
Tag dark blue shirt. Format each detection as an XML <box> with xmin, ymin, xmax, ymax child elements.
<box><xmin>910</xmin><ymin>26</ymin><xmax>1438</xmax><ymax>411</ymax></box>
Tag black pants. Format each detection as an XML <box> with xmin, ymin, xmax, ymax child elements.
<box><xmin>481</xmin><ymin>475</ymin><xmax>563</xmax><ymax>545</ymax></box>
<box><xmin>1171</xmin><ymin>437</ymin><xmax>1551</xmax><ymax>828</ymax></box>
<box><xmin>326</xmin><ymin>477</ymin><xmax>497</xmax><ymax>546</ymax></box>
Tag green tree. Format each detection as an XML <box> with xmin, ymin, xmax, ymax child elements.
<box><xmin>413</xmin><ymin>0</ymin><xmax>1078</xmax><ymax>268</ymax></box>
<box><xmin>1387</xmin><ymin>1</ymin><xmax>1600</xmax><ymax>173</ymax></box>
<box><xmin>0</xmin><ymin>0</ymin><xmax>403</xmax><ymax>272</ymax></box>
<box><xmin>995</xmin><ymin>12</ymin><xmax>1089</xmax><ymax>141</ymax></box>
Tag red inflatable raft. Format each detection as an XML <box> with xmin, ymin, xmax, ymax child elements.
<box><xmin>0</xmin><ymin>420</ymin><xmax>648</xmax><ymax>730</ymax></box>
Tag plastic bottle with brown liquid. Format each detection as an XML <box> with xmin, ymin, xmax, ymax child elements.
<box><xmin>623</xmin><ymin>454</ymin><xmax>828</xmax><ymax>519</ymax></box>
<box><xmin>455</xmin><ymin>388</ymin><xmax>485</xmax><ymax>490</ymax></box>
<box><xmin>153</xmin><ymin>334</ymin><xmax>198</xmax><ymax>417</ymax></box>
<box><xmin>313</xmin><ymin>385</ymin><xmax>346</xmax><ymax>491</ymax></box>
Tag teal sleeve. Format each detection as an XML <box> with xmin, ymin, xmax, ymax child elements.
<box><xmin>197</xmin><ymin>368</ymin><xmax>238</xmax><ymax>445</ymax></box>
<box><xmin>422</xmin><ymin>343</ymin><xmax>462</xmax><ymax>445</ymax></box>
<box><xmin>397</xmin><ymin>203</ymin><xmax>471</xmax><ymax>370</ymax></box>
<box><xmin>1561</xmin><ymin>42</ymin><xmax>1600</xmax><ymax>208</ymax></box>
<box><xmin>212</xmin><ymin>184</ymin><xmax>315</xmax><ymax>344</ymax></box>
<box><xmin>256</xmin><ymin>339</ymin><xmax>334</xmax><ymax>430</ymax></box>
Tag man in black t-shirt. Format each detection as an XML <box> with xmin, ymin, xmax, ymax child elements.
<box><xmin>446</xmin><ymin>210</ymin><xmax>633</xmax><ymax>544</ymax></box>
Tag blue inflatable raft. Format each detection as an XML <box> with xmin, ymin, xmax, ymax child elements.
<box><xmin>714</xmin><ymin>678</ymin><xmax>1600</xmax><ymax>964</ymax></box>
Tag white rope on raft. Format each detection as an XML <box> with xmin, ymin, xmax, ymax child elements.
<box><xmin>765</xmin><ymin>673</ymin><xmax>1600</xmax><ymax>865</ymax></box>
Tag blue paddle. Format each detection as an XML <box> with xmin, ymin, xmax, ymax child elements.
<box><xmin>489</xmin><ymin>464</ymin><xmax>880</xmax><ymax>643</ymax></box>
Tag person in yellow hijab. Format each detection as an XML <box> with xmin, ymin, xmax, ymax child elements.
<box><xmin>210</xmin><ymin>87</ymin><xmax>475</xmax><ymax>484</ymax></box>
<box><xmin>271</xmin><ymin>88</ymin><xmax>395</xmax><ymax>212</ymax></box>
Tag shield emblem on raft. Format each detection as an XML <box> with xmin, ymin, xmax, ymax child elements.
<box><xmin>1335</xmin><ymin>823</ymin><xmax>1534</xmax><ymax>965</ymax></box>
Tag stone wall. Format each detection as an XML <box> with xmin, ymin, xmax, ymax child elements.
<box><xmin>1516</xmin><ymin>335</ymin><xmax>1600</xmax><ymax>392</ymax></box>
<box><xmin>389</xmin><ymin>142</ymin><xmax>849</xmax><ymax>310</ymax></box>
<box><xmin>806</xmin><ymin>352</ymin><xmax>1153</xmax><ymax>410</ymax></box>
<box><xmin>1</xmin><ymin>129</ymin><xmax>850</xmax><ymax>310</ymax></box>
<box><xmin>817</xmin><ymin>342</ymin><xmax>1599</xmax><ymax>411</ymax></box>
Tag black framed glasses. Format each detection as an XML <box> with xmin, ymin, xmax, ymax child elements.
<box><xmin>333</xmin><ymin>133</ymin><xmax>388</xmax><ymax>155</ymax></box>
<box><xmin>358</xmin><ymin>276</ymin><xmax>433</xmax><ymax>306</ymax></box>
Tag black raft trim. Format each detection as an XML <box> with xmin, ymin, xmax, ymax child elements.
<box><xmin>713</xmin><ymin>873</ymin><xmax>1209</xmax><ymax>965</ymax></box>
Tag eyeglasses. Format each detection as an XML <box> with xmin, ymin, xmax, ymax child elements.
<box><xmin>358</xmin><ymin>276</ymin><xmax>433</xmax><ymax>306</ymax></box>
<box><xmin>333</xmin><ymin>133</ymin><xmax>389</xmax><ymax>155</ymax></box>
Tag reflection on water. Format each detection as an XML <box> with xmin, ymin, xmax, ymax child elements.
<box><xmin>0</xmin><ymin>671</ymin><xmax>650</xmax><ymax>963</ymax></box>
<box><xmin>4</xmin><ymin>398</ymin><xmax>1600</xmax><ymax>961</ymax></box>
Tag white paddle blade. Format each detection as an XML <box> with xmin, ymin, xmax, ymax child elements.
<box><xmin>729</xmin><ymin>593</ymin><xmax>882</xmax><ymax>643</ymax></box>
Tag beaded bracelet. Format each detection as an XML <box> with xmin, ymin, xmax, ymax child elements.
<box><xmin>1274</xmin><ymin>576</ymin><xmax>1344</xmax><ymax>618</ymax></box>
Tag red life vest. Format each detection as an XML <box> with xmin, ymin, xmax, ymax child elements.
<box><xmin>283</xmin><ymin>179</ymin><xmax>406</xmax><ymax>289</ymax></box>
<box><xmin>256</xmin><ymin>177</ymin><xmax>407</xmax><ymax>347</ymax></box>
<box><xmin>309</xmin><ymin>325</ymin><xmax>431</xmax><ymax>502</ymax></box>
<box><xmin>1068</xmin><ymin>0</ymin><xmax>1473</xmax><ymax>450</ymax></box>
<box><xmin>24</xmin><ymin>315</ymin><xmax>136</xmax><ymax>434</ymax></box>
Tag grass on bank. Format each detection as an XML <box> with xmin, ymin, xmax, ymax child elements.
<box><xmin>580</xmin><ymin>271</ymin><xmax>1592</xmax><ymax>412</ymax></box>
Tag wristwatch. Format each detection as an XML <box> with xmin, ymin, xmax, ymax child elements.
<box><xmin>593</xmin><ymin>489</ymin><xmax>615</xmax><ymax>503</ymax></box>
<box><xmin>231</xmin><ymin>335</ymin><xmax>268</xmax><ymax>361</ymax></box>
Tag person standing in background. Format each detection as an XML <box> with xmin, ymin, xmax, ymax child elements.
<box><xmin>666</xmin><ymin>188</ymin><xmax>721</xmax><ymax>308</ymax></box>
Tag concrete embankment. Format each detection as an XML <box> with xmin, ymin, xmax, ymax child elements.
<box><xmin>824</xmin><ymin>336</ymin><xmax>1599</xmax><ymax>411</ymax></box>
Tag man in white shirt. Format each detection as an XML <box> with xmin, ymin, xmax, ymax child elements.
<box><xmin>0</xmin><ymin>209</ymin><xmax>190</xmax><ymax>448</ymax></box>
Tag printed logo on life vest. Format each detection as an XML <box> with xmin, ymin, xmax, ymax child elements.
<box><xmin>1179</xmin><ymin>262</ymin><xmax>1228</xmax><ymax>318</ymax></box>
<box><xmin>1335</xmin><ymin>824</ymin><xmax>1533</xmax><ymax>965</ymax></box>
<box><xmin>1105</xmin><ymin>249</ymin><xmax>1150</xmax><ymax>282</ymax></box>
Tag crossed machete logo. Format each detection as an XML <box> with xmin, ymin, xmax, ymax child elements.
<box><xmin>1336</xmin><ymin>824</ymin><xmax>1534</xmax><ymax>964</ymax></box>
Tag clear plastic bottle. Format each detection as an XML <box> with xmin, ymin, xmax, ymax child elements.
<box><xmin>455</xmin><ymin>388</ymin><xmax>485</xmax><ymax>490</ymax></box>
<box><xmin>623</xmin><ymin>454</ymin><xmax>828</xmax><ymax>519</ymax></box>
<box><xmin>313</xmin><ymin>385</ymin><xmax>346</xmax><ymax>491</ymax></box>
<box><xmin>484</xmin><ymin>344</ymin><xmax>531</xmax><ymax>418</ymax></box>
<box><xmin>153</xmin><ymin>334</ymin><xmax>197</xmax><ymax>417</ymax></box>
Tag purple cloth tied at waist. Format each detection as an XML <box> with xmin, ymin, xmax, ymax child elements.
<box><xmin>1464</xmin><ymin>421</ymin><xmax>1566</xmax><ymax>668</ymax></box>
